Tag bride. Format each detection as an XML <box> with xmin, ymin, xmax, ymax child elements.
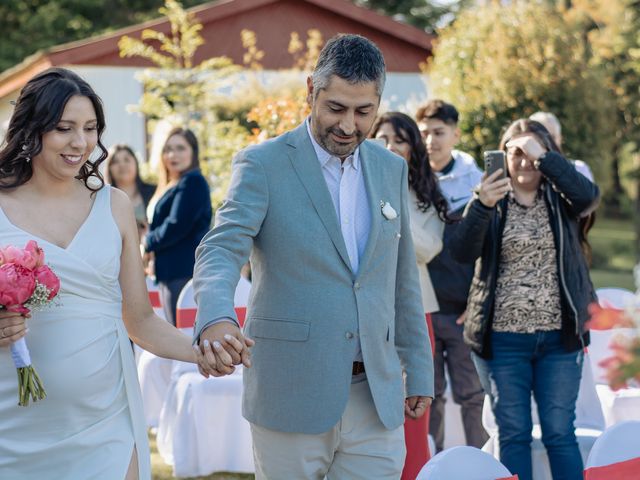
<box><xmin>0</xmin><ymin>68</ymin><xmax>237</xmax><ymax>479</ymax></box>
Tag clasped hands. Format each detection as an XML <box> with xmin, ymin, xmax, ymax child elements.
<box><xmin>195</xmin><ymin>320</ymin><xmax>255</xmax><ymax>378</ymax></box>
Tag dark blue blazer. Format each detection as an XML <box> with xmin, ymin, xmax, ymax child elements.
<box><xmin>146</xmin><ymin>169</ymin><xmax>212</xmax><ymax>283</ymax></box>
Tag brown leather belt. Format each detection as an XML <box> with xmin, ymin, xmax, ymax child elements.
<box><xmin>352</xmin><ymin>361</ymin><xmax>365</xmax><ymax>376</ymax></box>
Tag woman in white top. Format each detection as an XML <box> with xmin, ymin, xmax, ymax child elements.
<box><xmin>373</xmin><ymin>112</ymin><xmax>448</xmax><ymax>313</ymax></box>
<box><xmin>372</xmin><ymin>111</ymin><xmax>449</xmax><ymax>479</ymax></box>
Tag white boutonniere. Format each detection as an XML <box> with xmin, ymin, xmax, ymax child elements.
<box><xmin>380</xmin><ymin>201</ymin><xmax>398</xmax><ymax>220</ymax></box>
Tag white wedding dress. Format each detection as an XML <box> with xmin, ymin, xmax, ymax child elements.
<box><xmin>0</xmin><ymin>187</ymin><xmax>150</xmax><ymax>479</ymax></box>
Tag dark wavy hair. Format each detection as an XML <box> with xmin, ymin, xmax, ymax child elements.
<box><xmin>371</xmin><ymin>112</ymin><xmax>450</xmax><ymax>222</ymax></box>
<box><xmin>0</xmin><ymin>67</ymin><xmax>107</xmax><ymax>191</ymax></box>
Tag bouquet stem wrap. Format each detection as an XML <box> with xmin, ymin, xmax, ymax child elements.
<box><xmin>1</xmin><ymin>240</ymin><xmax>58</xmax><ymax>407</ymax></box>
<box><xmin>11</xmin><ymin>337</ymin><xmax>46</xmax><ymax>406</ymax></box>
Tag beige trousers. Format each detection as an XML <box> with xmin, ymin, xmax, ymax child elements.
<box><xmin>250</xmin><ymin>380</ymin><xmax>406</xmax><ymax>480</ymax></box>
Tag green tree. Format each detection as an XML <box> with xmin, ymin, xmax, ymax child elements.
<box><xmin>352</xmin><ymin>0</ymin><xmax>471</xmax><ymax>33</ymax></box>
<box><xmin>570</xmin><ymin>0</ymin><xmax>640</xmax><ymax>223</ymax></box>
<box><xmin>0</xmin><ymin>0</ymin><xmax>210</xmax><ymax>73</ymax></box>
<box><xmin>118</xmin><ymin>0</ymin><xmax>246</xmax><ymax>205</ymax></box>
<box><xmin>427</xmin><ymin>1</ymin><xmax>617</xmax><ymax>183</ymax></box>
<box><xmin>118</xmin><ymin>1</ymin><xmax>316</xmax><ymax>207</ymax></box>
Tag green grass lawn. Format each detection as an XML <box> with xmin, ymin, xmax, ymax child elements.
<box><xmin>589</xmin><ymin>216</ymin><xmax>637</xmax><ymax>291</ymax></box>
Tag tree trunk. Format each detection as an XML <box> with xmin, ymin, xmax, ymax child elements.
<box><xmin>608</xmin><ymin>140</ymin><xmax>627</xmax><ymax>216</ymax></box>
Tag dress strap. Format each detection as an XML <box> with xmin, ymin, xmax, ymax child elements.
<box><xmin>89</xmin><ymin>185</ymin><xmax>121</xmax><ymax>241</ymax></box>
<box><xmin>95</xmin><ymin>185</ymin><xmax>115</xmax><ymax>218</ymax></box>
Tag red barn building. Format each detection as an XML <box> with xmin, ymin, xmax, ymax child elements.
<box><xmin>0</xmin><ymin>0</ymin><xmax>434</xmax><ymax>159</ymax></box>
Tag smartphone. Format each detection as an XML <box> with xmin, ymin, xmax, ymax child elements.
<box><xmin>483</xmin><ymin>150</ymin><xmax>506</xmax><ymax>179</ymax></box>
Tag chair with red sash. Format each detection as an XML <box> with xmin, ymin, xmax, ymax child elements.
<box><xmin>136</xmin><ymin>276</ymin><xmax>173</xmax><ymax>428</ymax></box>
<box><xmin>156</xmin><ymin>276</ymin><xmax>254</xmax><ymax>477</ymax></box>
<box><xmin>583</xmin><ymin>420</ymin><xmax>640</xmax><ymax>479</ymax></box>
<box><xmin>134</xmin><ymin>277</ymin><xmax>166</xmax><ymax>366</ymax></box>
<box><xmin>147</xmin><ymin>275</ymin><xmax>166</xmax><ymax>319</ymax></box>
<box><xmin>175</xmin><ymin>276</ymin><xmax>250</xmax><ymax>332</ymax></box>
<box><xmin>417</xmin><ymin>446</ymin><xmax>517</xmax><ymax>480</ymax></box>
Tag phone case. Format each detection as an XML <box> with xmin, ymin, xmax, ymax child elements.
<box><xmin>484</xmin><ymin>150</ymin><xmax>506</xmax><ymax>179</ymax></box>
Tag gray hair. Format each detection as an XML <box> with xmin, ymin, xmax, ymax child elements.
<box><xmin>311</xmin><ymin>34</ymin><xmax>386</xmax><ymax>97</ymax></box>
<box><xmin>529</xmin><ymin>111</ymin><xmax>562</xmax><ymax>144</ymax></box>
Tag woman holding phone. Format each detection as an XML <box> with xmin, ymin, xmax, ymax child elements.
<box><xmin>449</xmin><ymin>119</ymin><xmax>599</xmax><ymax>480</ymax></box>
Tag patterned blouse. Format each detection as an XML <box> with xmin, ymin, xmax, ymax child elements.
<box><xmin>492</xmin><ymin>190</ymin><xmax>562</xmax><ymax>333</ymax></box>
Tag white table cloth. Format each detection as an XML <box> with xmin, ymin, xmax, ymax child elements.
<box><xmin>588</xmin><ymin>328</ymin><xmax>640</xmax><ymax>428</ymax></box>
<box><xmin>156</xmin><ymin>369</ymin><xmax>254</xmax><ymax>477</ymax></box>
<box><xmin>137</xmin><ymin>349</ymin><xmax>173</xmax><ymax>428</ymax></box>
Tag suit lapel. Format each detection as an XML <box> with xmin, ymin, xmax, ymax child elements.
<box><xmin>286</xmin><ymin>123</ymin><xmax>352</xmax><ymax>271</ymax></box>
<box><xmin>356</xmin><ymin>141</ymin><xmax>381</xmax><ymax>280</ymax></box>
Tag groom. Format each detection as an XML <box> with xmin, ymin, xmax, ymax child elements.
<box><xmin>193</xmin><ymin>34</ymin><xmax>433</xmax><ymax>478</ymax></box>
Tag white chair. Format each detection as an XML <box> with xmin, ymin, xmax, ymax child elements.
<box><xmin>583</xmin><ymin>420</ymin><xmax>640</xmax><ymax>479</ymax></box>
<box><xmin>417</xmin><ymin>446</ymin><xmax>514</xmax><ymax>480</ymax></box>
<box><xmin>175</xmin><ymin>276</ymin><xmax>251</xmax><ymax>332</ymax></box>
<box><xmin>589</xmin><ymin>288</ymin><xmax>640</xmax><ymax>427</ymax></box>
<box><xmin>135</xmin><ymin>276</ymin><xmax>173</xmax><ymax>428</ymax></box>
<box><xmin>156</xmin><ymin>276</ymin><xmax>254</xmax><ymax>476</ymax></box>
<box><xmin>156</xmin><ymin>372</ymin><xmax>254</xmax><ymax>477</ymax></box>
<box><xmin>595</xmin><ymin>287</ymin><xmax>636</xmax><ymax>310</ymax></box>
<box><xmin>134</xmin><ymin>277</ymin><xmax>167</xmax><ymax>366</ymax></box>
<box><xmin>136</xmin><ymin>350</ymin><xmax>173</xmax><ymax>428</ymax></box>
<box><xmin>481</xmin><ymin>355</ymin><xmax>604</xmax><ymax>480</ymax></box>
<box><xmin>172</xmin><ymin>276</ymin><xmax>251</xmax><ymax>377</ymax></box>
<box><xmin>146</xmin><ymin>275</ymin><xmax>167</xmax><ymax>319</ymax></box>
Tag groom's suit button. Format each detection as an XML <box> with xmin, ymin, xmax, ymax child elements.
<box><xmin>353</xmin><ymin>282</ymin><xmax>361</xmax><ymax>290</ymax></box>
<box><xmin>345</xmin><ymin>332</ymin><xmax>354</xmax><ymax>339</ymax></box>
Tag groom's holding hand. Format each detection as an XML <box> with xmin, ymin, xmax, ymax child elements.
<box><xmin>193</xmin><ymin>34</ymin><xmax>434</xmax><ymax>478</ymax></box>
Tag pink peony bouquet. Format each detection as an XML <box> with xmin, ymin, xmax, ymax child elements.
<box><xmin>587</xmin><ymin>264</ymin><xmax>640</xmax><ymax>390</ymax></box>
<box><xmin>0</xmin><ymin>240</ymin><xmax>60</xmax><ymax>406</ymax></box>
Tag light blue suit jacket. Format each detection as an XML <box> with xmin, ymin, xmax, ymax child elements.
<box><xmin>193</xmin><ymin>122</ymin><xmax>433</xmax><ymax>434</ymax></box>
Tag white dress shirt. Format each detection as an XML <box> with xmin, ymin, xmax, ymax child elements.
<box><xmin>306</xmin><ymin>120</ymin><xmax>371</xmax><ymax>273</ymax></box>
<box><xmin>306</xmin><ymin>119</ymin><xmax>371</xmax><ymax>363</ymax></box>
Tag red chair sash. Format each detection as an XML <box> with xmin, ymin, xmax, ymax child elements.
<box><xmin>148</xmin><ymin>291</ymin><xmax>162</xmax><ymax>308</ymax></box>
<box><xmin>583</xmin><ymin>456</ymin><xmax>640</xmax><ymax>480</ymax></box>
<box><xmin>176</xmin><ymin>307</ymin><xmax>247</xmax><ymax>329</ymax></box>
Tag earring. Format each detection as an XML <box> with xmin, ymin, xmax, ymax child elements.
<box><xmin>22</xmin><ymin>144</ymin><xmax>31</xmax><ymax>163</ymax></box>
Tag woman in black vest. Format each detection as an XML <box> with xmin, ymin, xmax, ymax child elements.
<box><xmin>450</xmin><ymin>119</ymin><xmax>599</xmax><ymax>480</ymax></box>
